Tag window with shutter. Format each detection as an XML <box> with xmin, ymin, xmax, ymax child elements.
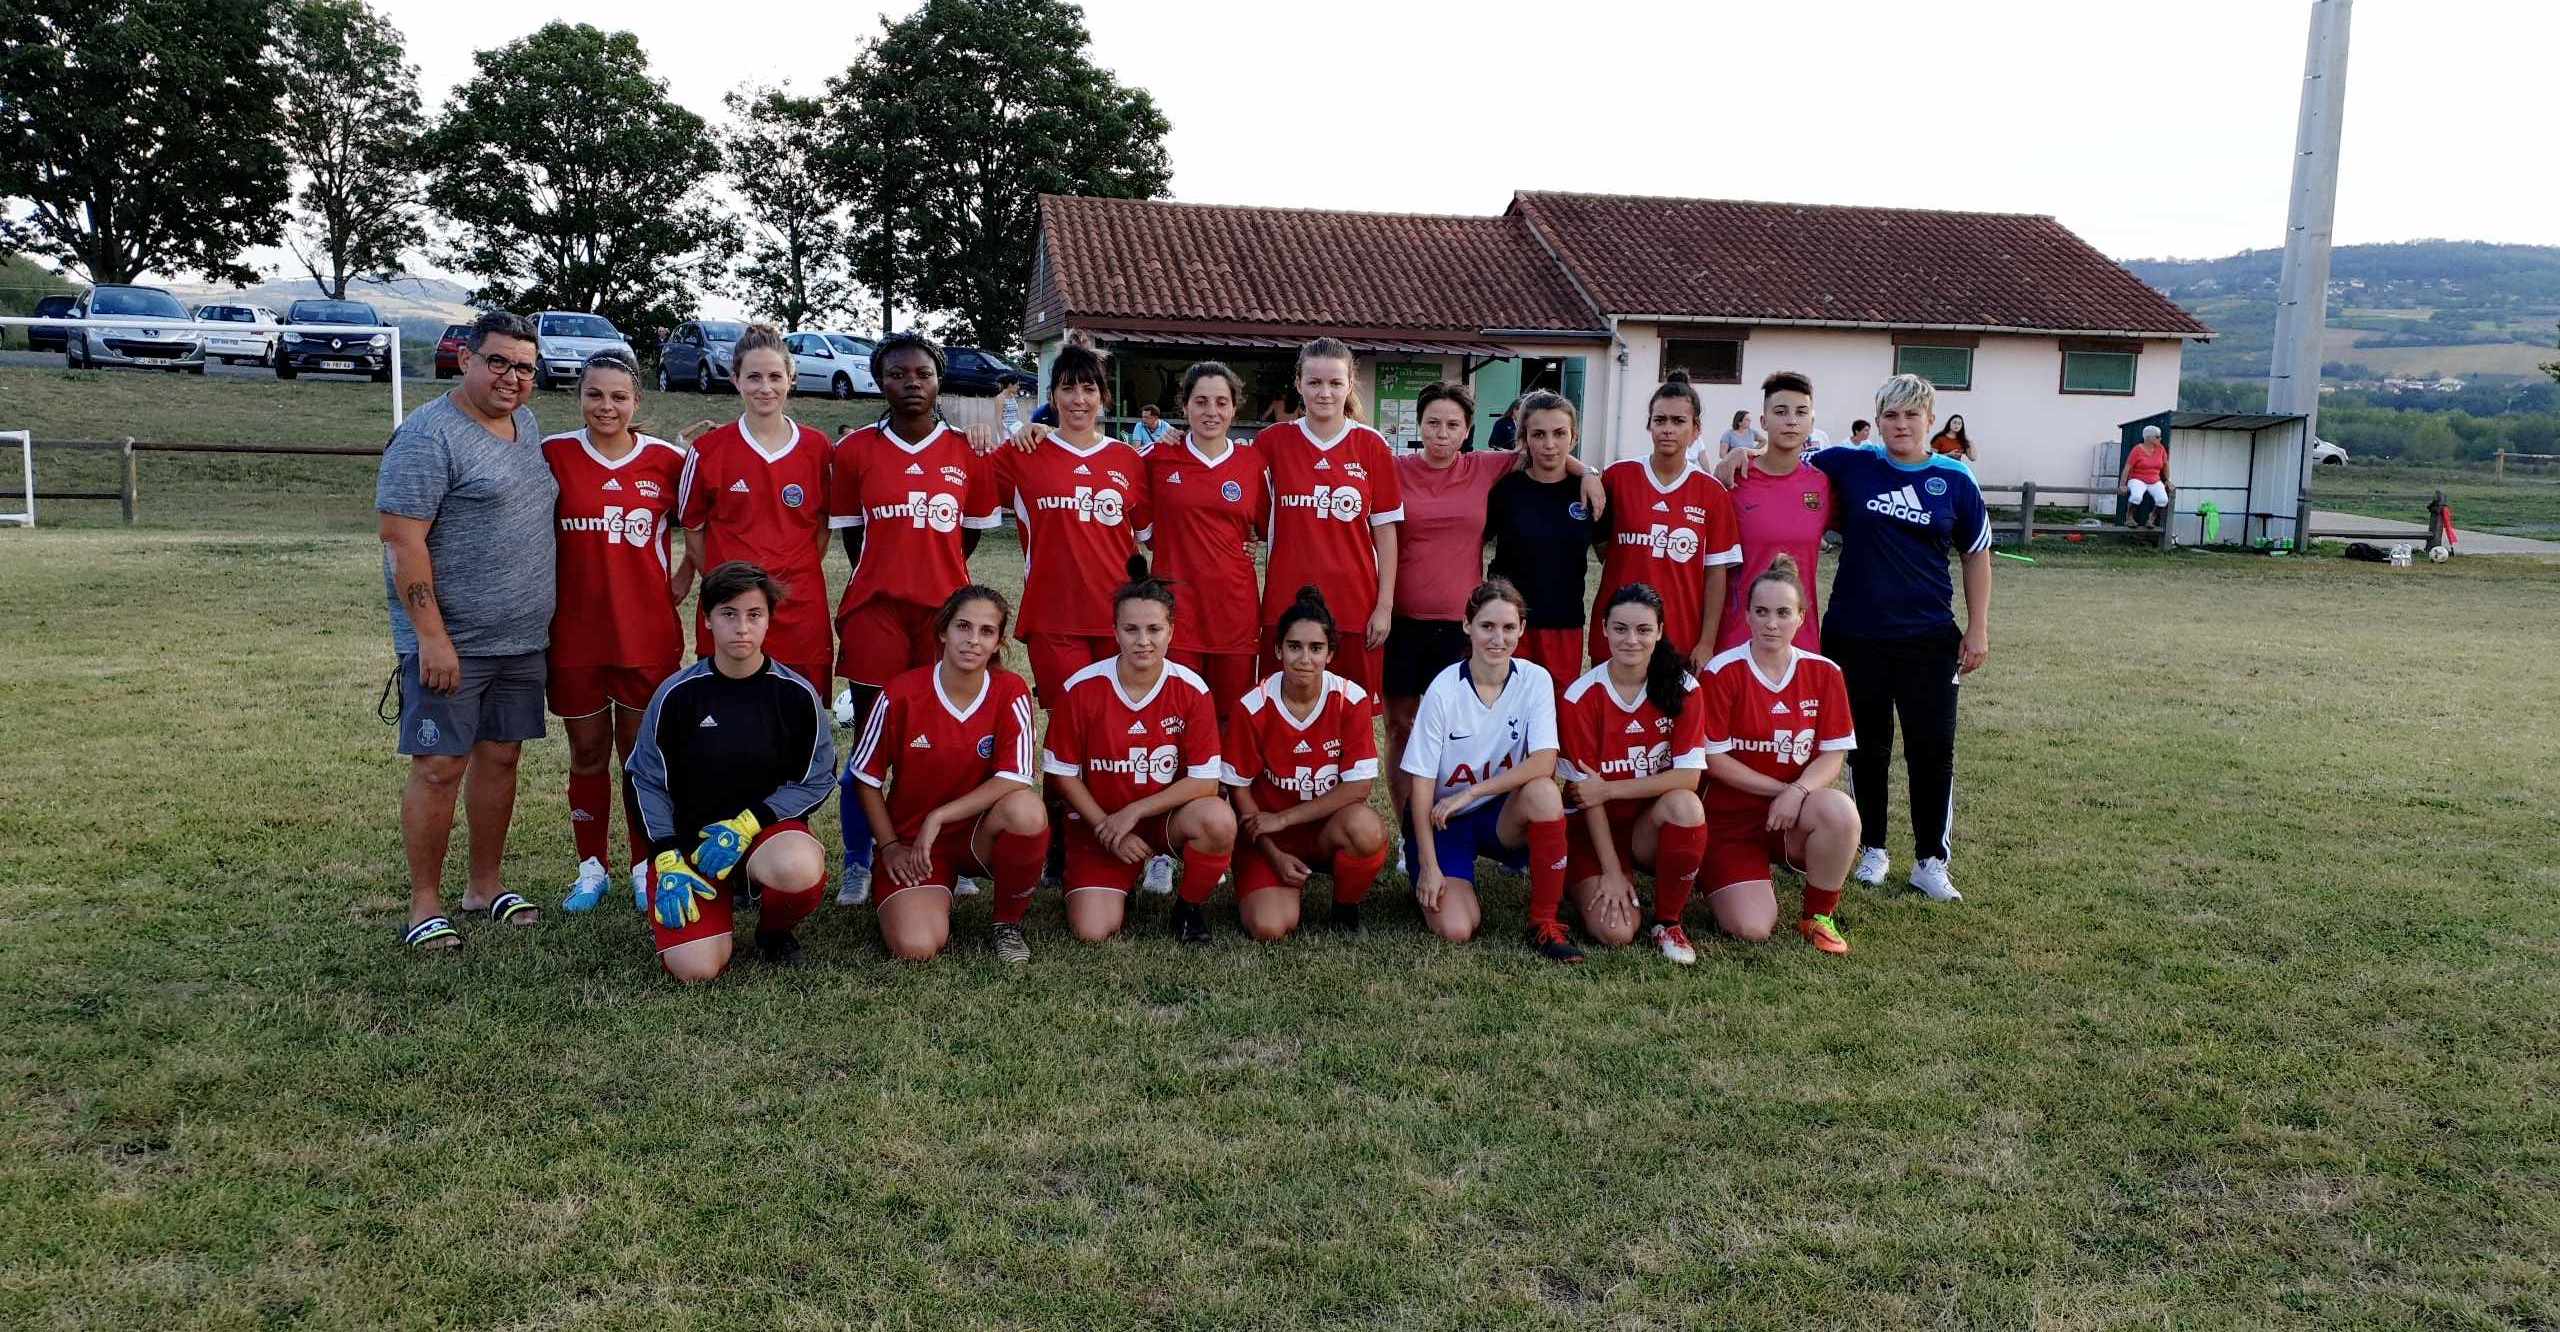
<box><xmin>2061</xmin><ymin>350</ymin><xmax>2138</xmax><ymax>395</ymax></box>
<box><xmin>1893</xmin><ymin>344</ymin><xmax>1973</xmax><ymax>391</ymax></box>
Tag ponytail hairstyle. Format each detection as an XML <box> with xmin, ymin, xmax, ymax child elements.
<box><xmin>577</xmin><ymin>349</ymin><xmax>641</xmax><ymax>394</ymax></box>
<box><xmin>1273</xmin><ymin>584</ymin><xmax>1336</xmax><ymax>652</ymax></box>
<box><xmin>1463</xmin><ymin>577</ymin><xmax>1529</xmax><ymax>624</ymax></box>
<box><xmin>1112</xmin><ymin>552</ymin><xmax>1176</xmax><ymax>619</ymax></box>
<box><xmin>1649</xmin><ymin>368</ymin><xmax>1700</xmax><ymax>422</ymax></box>
<box><xmin>1752</xmin><ymin>552</ymin><xmax>1807</xmax><ymax>610</ymax></box>
<box><xmin>871</xmin><ymin>329</ymin><xmax>945</xmax><ymax>384</ymax></box>
<box><xmin>733</xmin><ymin>322</ymin><xmax>791</xmax><ymax>378</ymax></box>
<box><xmin>1603</xmin><ymin>583</ymin><xmax>1687</xmax><ymax>718</ymax></box>
<box><xmin>932</xmin><ymin>582</ymin><xmax>1011</xmax><ymax>640</ymax></box>
<box><xmin>1295</xmin><ymin>336</ymin><xmax>1354</xmax><ymax>381</ymax></box>
<box><xmin>1048</xmin><ymin>329</ymin><xmax>1108</xmax><ymax>399</ymax></box>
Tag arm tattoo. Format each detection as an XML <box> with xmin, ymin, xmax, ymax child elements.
<box><xmin>403</xmin><ymin>580</ymin><xmax>437</xmax><ymax>611</ymax></box>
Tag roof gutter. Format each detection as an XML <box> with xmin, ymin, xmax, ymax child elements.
<box><xmin>1614</xmin><ymin>312</ymin><xmax>2213</xmax><ymax>342</ymax></box>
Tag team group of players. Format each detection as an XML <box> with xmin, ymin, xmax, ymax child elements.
<box><xmin>546</xmin><ymin>325</ymin><xmax>1988</xmax><ymax>981</ymax></box>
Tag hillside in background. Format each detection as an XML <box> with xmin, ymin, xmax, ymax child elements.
<box><xmin>2124</xmin><ymin>241</ymin><xmax>2560</xmax><ymax>383</ymax></box>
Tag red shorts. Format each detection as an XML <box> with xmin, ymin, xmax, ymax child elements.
<box><xmin>1171</xmin><ymin>648</ymin><xmax>1257</xmax><ymax>728</ymax></box>
<box><xmin>1235</xmin><ymin>820</ymin><xmax>1338</xmax><ymax>897</ymax></box>
<box><xmin>1704</xmin><ymin>801</ymin><xmax>1797</xmax><ymax>892</ymax></box>
<box><xmin>1025</xmin><ymin>633</ymin><xmax>1114</xmax><ymax>706</ymax></box>
<box><xmin>836</xmin><ymin>596</ymin><xmax>940</xmax><ymax>687</ymax></box>
<box><xmin>547</xmin><ymin>659</ymin><xmax>676</xmax><ymax>718</ymax></box>
<box><xmin>646</xmin><ymin>819</ymin><xmax>812</xmax><ymax>953</ymax></box>
<box><xmin>1564</xmin><ymin>808</ymin><xmax>1642</xmax><ymax>883</ymax></box>
<box><xmin>1060</xmin><ymin>808</ymin><xmax>1179</xmax><ymax>895</ymax></box>
<box><xmin>1516</xmin><ymin>628</ymin><xmax>1584</xmax><ymax>685</ymax></box>
<box><xmin>874</xmin><ymin>815</ymin><xmax>995</xmax><ymax>904</ymax></box>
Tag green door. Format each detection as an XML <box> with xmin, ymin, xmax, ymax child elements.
<box><xmin>1560</xmin><ymin>357</ymin><xmax>1587</xmax><ymax>415</ymax></box>
<box><xmin>1471</xmin><ymin>359</ymin><xmax>1521</xmax><ymax>448</ymax></box>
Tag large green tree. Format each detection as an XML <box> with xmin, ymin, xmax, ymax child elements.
<box><xmin>0</xmin><ymin>0</ymin><xmax>290</xmax><ymax>285</ymax></box>
<box><xmin>720</xmin><ymin>87</ymin><xmax>853</xmax><ymax>333</ymax></box>
<box><xmin>824</xmin><ymin>0</ymin><xmax>1170</xmax><ymax>350</ymax></box>
<box><xmin>419</xmin><ymin>23</ymin><xmax>726</xmax><ymax>355</ymax></box>
<box><xmin>277</xmin><ymin>0</ymin><xmax>424</xmax><ymax>300</ymax></box>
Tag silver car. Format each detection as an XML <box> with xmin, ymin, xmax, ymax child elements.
<box><xmin>533</xmin><ymin>310</ymin><xmax>635</xmax><ymax>390</ymax></box>
<box><xmin>785</xmin><ymin>330</ymin><xmax>879</xmax><ymax>399</ymax></box>
<box><xmin>193</xmin><ymin>302</ymin><xmax>280</xmax><ymax>365</ymax></box>
<box><xmin>65</xmin><ymin>284</ymin><xmax>206</xmax><ymax>374</ymax></box>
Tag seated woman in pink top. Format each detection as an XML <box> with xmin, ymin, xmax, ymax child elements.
<box><xmin>1713</xmin><ymin>370</ymin><xmax>1833</xmax><ymax>652</ymax></box>
<box><xmin>1384</xmin><ymin>381</ymin><xmax>1599</xmax><ymax>781</ymax></box>
<box><xmin>2121</xmin><ymin>425</ymin><xmax>2173</xmax><ymax>530</ymax></box>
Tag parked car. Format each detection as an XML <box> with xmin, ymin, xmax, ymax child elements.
<box><xmin>64</xmin><ymin>284</ymin><xmax>205</xmax><ymax>374</ymax></box>
<box><xmin>432</xmin><ymin>322</ymin><xmax>472</xmax><ymax>379</ymax></box>
<box><xmin>276</xmin><ymin>298</ymin><xmax>391</xmax><ymax>381</ymax></box>
<box><xmin>659</xmin><ymin>319</ymin><xmax>744</xmax><ymax>393</ymax></box>
<box><xmin>533</xmin><ymin>310</ymin><xmax>634</xmax><ymax>390</ymax></box>
<box><xmin>192</xmin><ymin>302</ymin><xmax>280</xmax><ymax>366</ymax></box>
<box><xmin>2311</xmin><ymin>438</ymin><xmax>2348</xmax><ymax>466</ymax></box>
<box><xmin>941</xmin><ymin>344</ymin><xmax>1037</xmax><ymax>397</ymax></box>
<box><xmin>785</xmin><ymin>330</ymin><xmax>879</xmax><ymax>399</ymax></box>
<box><xmin>26</xmin><ymin>294</ymin><xmax>76</xmax><ymax>353</ymax></box>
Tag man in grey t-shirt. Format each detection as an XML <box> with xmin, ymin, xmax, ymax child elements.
<box><xmin>377</xmin><ymin>310</ymin><xmax>555</xmax><ymax>949</ymax></box>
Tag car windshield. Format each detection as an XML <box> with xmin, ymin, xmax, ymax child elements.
<box><xmin>443</xmin><ymin>324</ymin><xmax>470</xmax><ymax>339</ymax></box>
<box><xmin>93</xmin><ymin>288</ymin><xmax>189</xmax><ymax>318</ymax></box>
<box><xmin>291</xmin><ymin>301</ymin><xmax>379</xmax><ymax>325</ymax></box>
<box><xmin>701</xmin><ymin>321</ymin><xmax>744</xmax><ymax>343</ymax></box>
<box><xmin>36</xmin><ymin>296</ymin><xmax>75</xmax><ymax>316</ymax></box>
<box><xmin>542</xmin><ymin>314</ymin><xmax>618</xmax><ymax>339</ymax></box>
<box><xmin>199</xmin><ymin>307</ymin><xmax>250</xmax><ymax>323</ymax></box>
<box><xmin>826</xmin><ymin>335</ymin><xmax>870</xmax><ymax>355</ymax></box>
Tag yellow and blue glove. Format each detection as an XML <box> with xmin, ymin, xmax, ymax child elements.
<box><xmin>651</xmin><ymin>850</ymin><xmax>718</xmax><ymax>930</ymax></box>
<box><xmin>691</xmin><ymin>809</ymin><xmax>762</xmax><ymax>881</ymax></box>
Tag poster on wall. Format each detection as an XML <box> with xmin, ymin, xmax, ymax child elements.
<box><xmin>1373</xmin><ymin>362</ymin><xmax>1443</xmax><ymax>447</ymax></box>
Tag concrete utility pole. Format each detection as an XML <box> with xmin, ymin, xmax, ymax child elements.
<box><xmin>2268</xmin><ymin>0</ymin><xmax>2353</xmax><ymax>434</ymax></box>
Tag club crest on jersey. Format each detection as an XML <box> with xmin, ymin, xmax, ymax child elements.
<box><xmin>1925</xmin><ymin>475</ymin><xmax>1949</xmax><ymax>497</ymax></box>
<box><xmin>1803</xmin><ymin>490</ymin><xmax>1822</xmax><ymax>510</ymax></box>
<box><xmin>1567</xmin><ymin>500</ymin><xmax>1590</xmax><ymax>520</ymax></box>
<box><xmin>1221</xmin><ymin>480</ymin><xmax>1242</xmax><ymax>503</ymax></box>
<box><xmin>977</xmin><ymin>735</ymin><xmax>996</xmax><ymax>759</ymax></box>
<box><xmin>781</xmin><ymin>484</ymin><xmax>806</xmax><ymax>508</ymax></box>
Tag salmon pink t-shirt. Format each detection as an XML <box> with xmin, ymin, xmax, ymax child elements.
<box><xmin>1717</xmin><ymin>461</ymin><xmax>1832</xmax><ymax>653</ymax></box>
<box><xmin>1393</xmin><ymin>450</ymin><xmax>1510</xmax><ymax>621</ymax></box>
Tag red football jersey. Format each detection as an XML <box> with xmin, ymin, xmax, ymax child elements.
<box><xmin>1219</xmin><ymin>670</ymin><xmax>1379</xmax><ymax>813</ymax></box>
<box><xmin>543</xmin><ymin>430</ymin><xmax>688</xmax><ymax>670</ymax></box>
<box><xmin>1039</xmin><ymin>658</ymin><xmax>1222</xmax><ymax>814</ymax></box>
<box><xmin>1141</xmin><ymin>435</ymin><xmax>1268</xmax><ymax>656</ymax></box>
<box><xmin>848</xmin><ymin>664</ymin><xmax>1036</xmax><ymax>840</ymax></box>
<box><xmin>1556</xmin><ymin>663</ymin><xmax>1710</xmax><ymax>808</ymax></box>
<box><xmin>1698</xmin><ymin>644</ymin><xmax>1856</xmax><ymax>813</ymax></box>
<box><xmin>996</xmin><ymin>436</ymin><xmax>1152</xmax><ymax>639</ymax></box>
<box><xmin>1257</xmin><ymin>418</ymin><xmax>1405</xmax><ymax>626</ymax></box>
<box><xmin>827</xmin><ymin>420</ymin><xmax>999</xmax><ymax>612</ymax></box>
<box><xmin>1594</xmin><ymin>459</ymin><xmax>1742</xmax><ymax>656</ymax></box>
<box><xmin>677</xmin><ymin>416</ymin><xmax>833</xmax><ymax>664</ymax></box>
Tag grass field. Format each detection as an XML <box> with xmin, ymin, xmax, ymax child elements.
<box><xmin>3</xmin><ymin>457</ymin><xmax>2556</xmax><ymax>1329</ymax></box>
<box><xmin>2312</xmin><ymin>461</ymin><xmax>2560</xmax><ymax>539</ymax></box>
<box><xmin>2320</xmin><ymin>327</ymin><xmax>2560</xmax><ymax>380</ymax></box>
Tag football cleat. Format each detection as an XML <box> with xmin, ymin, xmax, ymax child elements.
<box><xmin>1647</xmin><ymin>921</ymin><xmax>1697</xmax><ymax>965</ymax></box>
<box><xmin>1797</xmin><ymin>914</ymin><xmax>1850</xmax><ymax>955</ymax></box>
<box><xmin>562</xmin><ymin>856</ymin><xmax>609</xmax><ymax>913</ymax></box>
<box><xmin>1527</xmin><ymin>920</ymin><xmax>1586</xmax><ymax>964</ymax></box>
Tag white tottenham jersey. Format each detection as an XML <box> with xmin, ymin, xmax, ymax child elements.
<box><xmin>1398</xmin><ymin>658</ymin><xmax>1559</xmax><ymax>803</ymax></box>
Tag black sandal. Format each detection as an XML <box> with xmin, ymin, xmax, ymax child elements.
<box><xmin>403</xmin><ymin>916</ymin><xmax>462</xmax><ymax>950</ymax></box>
<box><xmin>481</xmin><ymin>892</ymin><xmax>540</xmax><ymax>926</ymax></box>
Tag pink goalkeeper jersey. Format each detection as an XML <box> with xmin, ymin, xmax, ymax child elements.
<box><xmin>1717</xmin><ymin>462</ymin><xmax>1832</xmax><ymax>653</ymax></box>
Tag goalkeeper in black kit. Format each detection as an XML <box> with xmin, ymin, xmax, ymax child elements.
<box><xmin>626</xmin><ymin>562</ymin><xmax>835</xmax><ymax>982</ymax></box>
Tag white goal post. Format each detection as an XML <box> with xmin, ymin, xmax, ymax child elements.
<box><xmin>0</xmin><ymin>430</ymin><xmax>30</xmax><ymax>527</ymax></box>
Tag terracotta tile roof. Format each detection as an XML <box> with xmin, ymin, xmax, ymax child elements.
<box><xmin>1508</xmin><ymin>190</ymin><xmax>2211</xmax><ymax>338</ymax></box>
<box><xmin>1027</xmin><ymin>195</ymin><xmax>1604</xmax><ymax>340</ymax></box>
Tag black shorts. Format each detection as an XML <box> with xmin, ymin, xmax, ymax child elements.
<box><xmin>1382</xmin><ymin>616</ymin><xmax>1467</xmax><ymax>699</ymax></box>
<box><xmin>397</xmin><ymin>650</ymin><xmax>547</xmax><ymax>756</ymax></box>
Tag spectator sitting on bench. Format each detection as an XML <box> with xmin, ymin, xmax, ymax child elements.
<box><xmin>2121</xmin><ymin>426</ymin><xmax>2174</xmax><ymax>530</ymax></box>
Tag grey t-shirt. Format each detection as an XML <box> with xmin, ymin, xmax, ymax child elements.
<box><xmin>376</xmin><ymin>392</ymin><xmax>556</xmax><ymax>656</ymax></box>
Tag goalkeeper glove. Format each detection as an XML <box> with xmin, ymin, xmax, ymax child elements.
<box><xmin>651</xmin><ymin>850</ymin><xmax>718</xmax><ymax>930</ymax></box>
<box><xmin>691</xmin><ymin>809</ymin><xmax>762</xmax><ymax>880</ymax></box>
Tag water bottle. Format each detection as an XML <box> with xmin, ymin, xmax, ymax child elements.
<box><xmin>1000</xmin><ymin>389</ymin><xmax>1023</xmax><ymax>441</ymax></box>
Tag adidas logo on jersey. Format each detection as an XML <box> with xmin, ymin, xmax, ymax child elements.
<box><xmin>1314</xmin><ymin>458</ymin><xmax>1330</xmax><ymax>470</ymax></box>
<box><xmin>602</xmin><ymin>479</ymin><xmax>622</xmax><ymax>491</ymax></box>
<box><xmin>1771</xmin><ymin>701</ymin><xmax>1790</xmax><ymax>714</ymax></box>
<box><xmin>905</xmin><ymin>463</ymin><xmax>924</xmax><ymax>475</ymax></box>
<box><xmin>698</xmin><ymin>715</ymin><xmax>719</xmax><ymax>727</ymax></box>
<box><xmin>1866</xmin><ymin>484</ymin><xmax>1931</xmax><ymax>524</ymax></box>
<box><xmin>1293</xmin><ymin>740</ymin><xmax>1313</xmax><ymax>753</ymax></box>
<box><xmin>1624</xmin><ymin>719</ymin><xmax>1647</xmax><ymax>734</ymax></box>
<box><xmin>1652</xmin><ymin>500</ymin><xmax>1669</xmax><ymax>512</ymax></box>
<box><xmin>1075</xmin><ymin>465</ymin><xmax>1093</xmax><ymax>476</ymax></box>
<box><xmin>1127</xmin><ymin>720</ymin><xmax>1147</xmax><ymax>734</ymax></box>
<box><xmin>909</xmin><ymin>734</ymin><xmax>932</xmax><ymax>748</ymax></box>
<box><xmin>1166</xmin><ymin>470</ymin><xmax>1183</xmax><ymax>484</ymax></box>
<box><xmin>728</xmin><ymin>479</ymin><xmax>749</xmax><ymax>493</ymax></box>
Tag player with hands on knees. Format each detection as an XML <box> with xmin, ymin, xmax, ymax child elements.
<box><xmin>1557</xmin><ymin>584</ymin><xmax>1712</xmax><ymax>963</ymax></box>
<box><xmin>1220</xmin><ymin>585</ymin><xmax>1389</xmax><ymax>940</ymax></box>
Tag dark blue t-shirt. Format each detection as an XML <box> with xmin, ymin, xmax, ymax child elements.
<box><xmin>1811</xmin><ymin>445</ymin><xmax>1988</xmax><ymax>639</ymax></box>
<box><xmin>1485</xmin><ymin>470</ymin><xmax>1597</xmax><ymax>628</ymax></box>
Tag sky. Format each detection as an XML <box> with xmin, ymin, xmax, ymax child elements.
<box><xmin>365</xmin><ymin>0</ymin><xmax>2556</xmax><ymax>266</ymax></box>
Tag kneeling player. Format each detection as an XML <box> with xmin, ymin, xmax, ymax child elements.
<box><xmin>627</xmin><ymin>563</ymin><xmax>835</xmax><ymax>982</ymax></box>
<box><xmin>1699</xmin><ymin>556</ymin><xmax>1860</xmax><ymax>954</ymax></box>
<box><xmin>1222</xmin><ymin>586</ymin><xmax>1389</xmax><ymax>940</ymax></box>
<box><xmin>847</xmin><ymin>585</ymin><xmax>1051</xmax><ymax>963</ymax></box>
<box><xmin>1558</xmin><ymin>585</ymin><xmax>1711</xmax><ymax>961</ymax></box>
<box><xmin>1040</xmin><ymin>557</ymin><xmax>1236</xmax><ymax>945</ymax></box>
<box><xmin>1401</xmin><ymin>579</ymin><xmax>1577</xmax><ymax>961</ymax></box>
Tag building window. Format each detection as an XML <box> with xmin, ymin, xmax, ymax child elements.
<box><xmin>1662</xmin><ymin>337</ymin><xmax>1743</xmax><ymax>385</ymax></box>
<box><xmin>2061</xmin><ymin>349</ymin><xmax>2139</xmax><ymax>395</ymax></box>
<box><xmin>1894</xmin><ymin>344</ymin><xmax>1973</xmax><ymax>391</ymax></box>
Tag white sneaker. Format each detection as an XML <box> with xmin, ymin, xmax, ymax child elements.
<box><xmin>831</xmin><ymin>688</ymin><xmax>858</xmax><ymax>727</ymax></box>
<box><xmin>1851</xmin><ymin>846</ymin><xmax>1890</xmax><ymax>887</ymax></box>
<box><xmin>954</xmin><ymin>875</ymin><xmax>981</xmax><ymax>897</ymax></box>
<box><xmin>834</xmin><ymin>861</ymin><xmax>873</xmax><ymax>907</ymax></box>
<box><xmin>630</xmin><ymin>861</ymin><xmax>648</xmax><ymax>913</ymax></box>
<box><xmin>1139</xmin><ymin>854</ymin><xmax>1177</xmax><ymax>896</ymax></box>
<box><xmin>1648</xmin><ymin>921</ymin><xmax>1698</xmax><ymax>965</ymax></box>
<box><xmin>1909</xmin><ymin>857</ymin><xmax>1962</xmax><ymax>902</ymax></box>
<box><xmin>562</xmin><ymin>856</ymin><xmax>609</xmax><ymax>912</ymax></box>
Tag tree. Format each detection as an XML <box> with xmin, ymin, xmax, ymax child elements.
<box><xmin>276</xmin><ymin>0</ymin><xmax>425</xmax><ymax>300</ymax></box>
<box><xmin>720</xmin><ymin>87</ymin><xmax>853</xmax><ymax>332</ymax></box>
<box><xmin>419</xmin><ymin>23</ymin><xmax>727</xmax><ymax>356</ymax></box>
<box><xmin>824</xmin><ymin>0</ymin><xmax>1170</xmax><ymax>349</ymax></box>
<box><xmin>2542</xmin><ymin>321</ymin><xmax>2558</xmax><ymax>385</ymax></box>
<box><xmin>0</xmin><ymin>0</ymin><xmax>290</xmax><ymax>285</ymax></box>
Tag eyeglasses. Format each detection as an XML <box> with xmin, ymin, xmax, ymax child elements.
<box><xmin>480</xmin><ymin>353</ymin><xmax>538</xmax><ymax>379</ymax></box>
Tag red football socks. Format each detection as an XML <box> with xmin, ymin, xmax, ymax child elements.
<box><xmin>990</xmin><ymin>829</ymin><xmax>1048</xmax><ymax>926</ymax></box>
<box><xmin>1525</xmin><ymin>817</ymin><xmax>1569</xmax><ymax>926</ymax></box>
<box><xmin>567</xmin><ymin>771</ymin><xmax>610</xmax><ymax>864</ymax></box>
<box><xmin>1652</xmin><ymin>822</ymin><xmax>1708</xmax><ymax>923</ymax></box>
<box><xmin>1802</xmin><ymin>882</ymin><xmax>1843</xmax><ymax>920</ymax></box>
<box><xmin>1331</xmin><ymin>844</ymin><xmax>1389</xmax><ymax>906</ymax></box>
<box><xmin>759</xmin><ymin>879</ymin><xmax>821</xmax><ymax>934</ymax></box>
<box><xmin>1177</xmin><ymin>844</ymin><xmax>1233</xmax><ymax>906</ymax></box>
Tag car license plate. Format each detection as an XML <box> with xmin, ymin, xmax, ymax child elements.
<box><xmin>323</xmin><ymin>360</ymin><xmax>355</xmax><ymax>370</ymax></box>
